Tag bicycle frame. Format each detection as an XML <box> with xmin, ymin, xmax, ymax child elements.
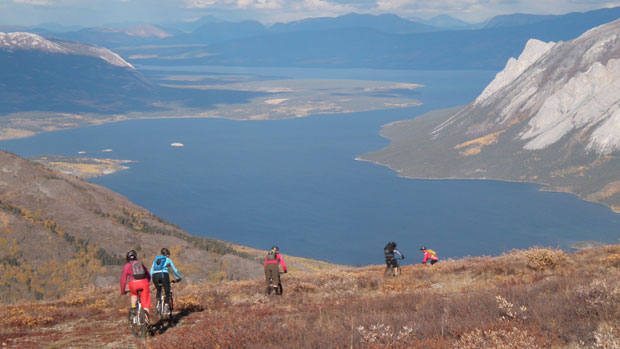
<box><xmin>128</xmin><ymin>289</ymin><xmax>149</xmax><ymax>338</ymax></box>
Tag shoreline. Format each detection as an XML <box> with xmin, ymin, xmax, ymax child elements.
<box><xmin>0</xmin><ymin>101</ymin><xmax>423</xmax><ymax>142</ymax></box>
<box><xmin>355</xmin><ymin>155</ymin><xmax>620</xmax><ymax>214</ymax></box>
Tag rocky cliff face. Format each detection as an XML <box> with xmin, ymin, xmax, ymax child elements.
<box><xmin>361</xmin><ymin>18</ymin><xmax>620</xmax><ymax>211</ymax></box>
<box><xmin>436</xmin><ymin>18</ymin><xmax>620</xmax><ymax>154</ymax></box>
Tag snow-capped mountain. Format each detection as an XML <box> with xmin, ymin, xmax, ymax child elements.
<box><xmin>0</xmin><ymin>31</ymin><xmax>154</xmax><ymax>114</ymax></box>
<box><xmin>0</xmin><ymin>31</ymin><xmax>134</xmax><ymax>68</ymax></box>
<box><xmin>0</xmin><ymin>32</ymin><xmax>68</xmax><ymax>53</ymax></box>
<box><xmin>361</xmin><ymin>18</ymin><xmax>620</xmax><ymax>211</ymax></box>
<box><xmin>436</xmin><ymin>18</ymin><xmax>620</xmax><ymax>155</ymax></box>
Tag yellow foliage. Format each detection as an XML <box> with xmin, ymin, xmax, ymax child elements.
<box><xmin>525</xmin><ymin>248</ymin><xmax>572</xmax><ymax>270</ymax></box>
<box><xmin>454</xmin><ymin>130</ymin><xmax>505</xmax><ymax>157</ymax></box>
<box><xmin>600</xmin><ymin>254</ymin><xmax>620</xmax><ymax>265</ymax></box>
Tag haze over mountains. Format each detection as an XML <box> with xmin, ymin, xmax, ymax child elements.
<box><xmin>0</xmin><ymin>6</ymin><xmax>618</xmax><ymax>118</ymax></box>
<box><xmin>8</xmin><ymin>7</ymin><xmax>620</xmax><ymax>70</ymax></box>
<box><xmin>361</xmin><ymin>18</ymin><xmax>620</xmax><ymax>212</ymax></box>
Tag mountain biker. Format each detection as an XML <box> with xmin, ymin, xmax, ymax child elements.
<box><xmin>384</xmin><ymin>241</ymin><xmax>405</xmax><ymax>275</ymax></box>
<box><xmin>420</xmin><ymin>246</ymin><xmax>438</xmax><ymax>265</ymax></box>
<box><xmin>121</xmin><ymin>250</ymin><xmax>151</xmax><ymax>317</ymax></box>
<box><xmin>264</xmin><ymin>246</ymin><xmax>287</xmax><ymax>295</ymax></box>
<box><xmin>150</xmin><ymin>247</ymin><xmax>182</xmax><ymax>310</ymax></box>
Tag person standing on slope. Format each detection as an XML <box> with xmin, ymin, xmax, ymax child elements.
<box><xmin>264</xmin><ymin>246</ymin><xmax>287</xmax><ymax>295</ymax></box>
<box><xmin>121</xmin><ymin>250</ymin><xmax>151</xmax><ymax>317</ymax></box>
<box><xmin>420</xmin><ymin>246</ymin><xmax>438</xmax><ymax>265</ymax></box>
<box><xmin>384</xmin><ymin>241</ymin><xmax>405</xmax><ymax>276</ymax></box>
<box><xmin>150</xmin><ymin>247</ymin><xmax>182</xmax><ymax>312</ymax></box>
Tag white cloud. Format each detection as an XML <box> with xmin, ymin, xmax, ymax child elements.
<box><xmin>12</xmin><ymin>0</ymin><xmax>53</xmax><ymax>5</ymax></box>
<box><xmin>181</xmin><ymin>0</ymin><xmax>285</xmax><ymax>9</ymax></box>
<box><xmin>236</xmin><ymin>0</ymin><xmax>284</xmax><ymax>9</ymax></box>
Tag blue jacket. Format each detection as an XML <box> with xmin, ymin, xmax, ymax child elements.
<box><xmin>150</xmin><ymin>255</ymin><xmax>182</xmax><ymax>279</ymax></box>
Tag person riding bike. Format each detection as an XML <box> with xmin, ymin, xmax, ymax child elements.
<box><xmin>420</xmin><ymin>246</ymin><xmax>438</xmax><ymax>265</ymax></box>
<box><xmin>264</xmin><ymin>246</ymin><xmax>287</xmax><ymax>295</ymax></box>
<box><xmin>150</xmin><ymin>247</ymin><xmax>182</xmax><ymax>310</ymax></box>
<box><xmin>121</xmin><ymin>250</ymin><xmax>151</xmax><ymax>317</ymax></box>
<box><xmin>384</xmin><ymin>241</ymin><xmax>405</xmax><ymax>275</ymax></box>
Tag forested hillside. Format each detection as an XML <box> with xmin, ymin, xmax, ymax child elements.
<box><xmin>0</xmin><ymin>151</ymin><xmax>335</xmax><ymax>302</ymax></box>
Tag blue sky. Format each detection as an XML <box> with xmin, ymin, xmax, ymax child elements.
<box><xmin>0</xmin><ymin>0</ymin><xmax>617</xmax><ymax>27</ymax></box>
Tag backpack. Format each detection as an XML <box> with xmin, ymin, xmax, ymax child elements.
<box><xmin>130</xmin><ymin>260</ymin><xmax>147</xmax><ymax>280</ymax></box>
<box><xmin>266</xmin><ymin>248</ymin><xmax>278</xmax><ymax>261</ymax></box>
<box><xmin>427</xmin><ymin>249</ymin><xmax>437</xmax><ymax>258</ymax></box>
<box><xmin>152</xmin><ymin>255</ymin><xmax>167</xmax><ymax>273</ymax></box>
<box><xmin>384</xmin><ymin>242</ymin><xmax>395</xmax><ymax>255</ymax></box>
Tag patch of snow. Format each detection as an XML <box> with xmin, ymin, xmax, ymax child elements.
<box><xmin>0</xmin><ymin>32</ymin><xmax>68</xmax><ymax>53</ymax></box>
<box><xmin>474</xmin><ymin>39</ymin><xmax>555</xmax><ymax>106</ymax></box>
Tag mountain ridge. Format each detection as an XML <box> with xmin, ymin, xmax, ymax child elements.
<box><xmin>361</xmin><ymin>17</ymin><xmax>620</xmax><ymax>212</ymax></box>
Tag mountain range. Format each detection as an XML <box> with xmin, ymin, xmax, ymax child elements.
<box><xmin>1</xmin><ymin>7</ymin><xmax>618</xmax><ymax>117</ymax></box>
<box><xmin>360</xmin><ymin>18</ymin><xmax>620</xmax><ymax>212</ymax></box>
<box><xmin>111</xmin><ymin>7</ymin><xmax>620</xmax><ymax>70</ymax></box>
<box><xmin>10</xmin><ymin>7</ymin><xmax>619</xmax><ymax>71</ymax></box>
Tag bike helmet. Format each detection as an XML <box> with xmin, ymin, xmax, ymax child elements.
<box><xmin>126</xmin><ymin>249</ymin><xmax>138</xmax><ymax>261</ymax></box>
<box><xmin>271</xmin><ymin>246</ymin><xmax>279</xmax><ymax>252</ymax></box>
<box><xmin>391</xmin><ymin>241</ymin><xmax>397</xmax><ymax>248</ymax></box>
<box><xmin>161</xmin><ymin>247</ymin><xmax>170</xmax><ymax>256</ymax></box>
<box><xmin>420</xmin><ymin>246</ymin><xmax>426</xmax><ymax>251</ymax></box>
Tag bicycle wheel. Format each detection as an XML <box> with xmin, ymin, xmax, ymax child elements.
<box><xmin>138</xmin><ymin>308</ymin><xmax>148</xmax><ymax>338</ymax></box>
<box><xmin>166</xmin><ymin>293</ymin><xmax>174</xmax><ymax>325</ymax></box>
<box><xmin>384</xmin><ymin>266</ymin><xmax>393</xmax><ymax>277</ymax></box>
<box><xmin>128</xmin><ymin>307</ymin><xmax>142</xmax><ymax>338</ymax></box>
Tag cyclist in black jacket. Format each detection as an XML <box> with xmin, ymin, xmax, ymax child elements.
<box><xmin>384</xmin><ymin>241</ymin><xmax>404</xmax><ymax>275</ymax></box>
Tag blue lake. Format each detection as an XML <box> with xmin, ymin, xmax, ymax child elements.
<box><xmin>3</xmin><ymin>67</ymin><xmax>620</xmax><ymax>265</ymax></box>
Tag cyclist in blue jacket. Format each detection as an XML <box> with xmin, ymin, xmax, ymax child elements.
<box><xmin>150</xmin><ymin>248</ymin><xmax>182</xmax><ymax>309</ymax></box>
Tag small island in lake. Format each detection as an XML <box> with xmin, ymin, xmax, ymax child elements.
<box><xmin>30</xmin><ymin>155</ymin><xmax>133</xmax><ymax>178</ymax></box>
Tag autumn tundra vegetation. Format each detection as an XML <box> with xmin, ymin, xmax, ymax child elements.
<box><xmin>3</xmin><ymin>245</ymin><xmax>620</xmax><ymax>348</ymax></box>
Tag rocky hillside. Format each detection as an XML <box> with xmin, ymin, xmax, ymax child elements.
<box><xmin>361</xmin><ymin>18</ymin><xmax>620</xmax><ymax>211</ymax></box>
<box><xmin>0</xmin><ymin>150</ymin><xmax>335</xmax><ymax>302</ymax></box>
<box><xmin>4</xmin><ymin>244</ymin><xmax>620</xmax><ymax>347</ymax></box>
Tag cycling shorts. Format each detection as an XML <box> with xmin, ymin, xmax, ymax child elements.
<box><xmin>129</xmin><ymin>278</ymin><xmax>151</xmax><ymax>309</ymax></box>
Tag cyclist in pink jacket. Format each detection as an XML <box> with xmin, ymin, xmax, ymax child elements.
<box><xmin>264</xmin><ymin>246</ymin><xmax>287</xmax><ymax>295</ymax></box>
<box><xmin>120</xmin><ymin>250</ymin><xmax>151</xmax><ymax>315</ymax></box>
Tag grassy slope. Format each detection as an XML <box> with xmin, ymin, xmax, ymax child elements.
<box><xmin>4</xmin><ymin>245</ymin><xmax>620</xmax><ymax>348</ymax></box>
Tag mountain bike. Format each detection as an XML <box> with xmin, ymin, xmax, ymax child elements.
<box><xmin>384</xmin><ymin>257</ymin><xmax>403</xmax><ymax>277</ymax></box>
<box><xmin>155</xmin><ymin>279</ymin><xmax>179</xmax><ymax>326</ymax></box>
<box><xmin>128</xmin><ymin>289</ymin><xmax>150</xmax><ymax>338</ymax></box>
<box><xmin>267</xmin><ymin>272</ymin><xmax>284</xmax><ymax>296</ymax></box>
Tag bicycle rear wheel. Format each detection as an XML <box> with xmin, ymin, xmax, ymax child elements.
<box><xmin>138</xmin><ymin>308</ymin><xmax>148</xmax><ymax>338</ymax></box>
<box><xmin>384</xmin><ymin>266</ymin><xmax>393</xmax><ymax>277</ymax></box>
<box><xmin>128</xmin><ymin>307</ymin><xmax>142</xmax><ymax>338</ymax></box>
<box><xmin>166</xmin><ymin>293</ymin><xmax>174</xmax><ymax>325</ymax></box>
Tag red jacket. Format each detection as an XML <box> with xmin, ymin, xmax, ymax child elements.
<box><xmin>120</xmin><ymin>261</ymin><xmax>151</xmax><ymax>293</ymax></box>
<box><xmin>422</xmin><ymin>250</ymin><xmax>438</xmax><ymax>264</ymax></box>
<box><xmin>264</xmin><ymin>253</ymin><xmax>287</xmax><ymax>272</ymax></box>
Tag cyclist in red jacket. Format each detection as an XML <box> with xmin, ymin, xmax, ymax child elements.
<box><xmin>264</xmin><ymin>246</ymin><xmax>287</xmax><ymax>295</ymax></box>
<box><xmin>420</xmin><ymin>246</ymin><xmax>438</xmax><ymax>265</ymax></box>
<box><xmin>120</xmin><ymin>250</ymin><xmax>151</xmax><ymax>316</ymax></box>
